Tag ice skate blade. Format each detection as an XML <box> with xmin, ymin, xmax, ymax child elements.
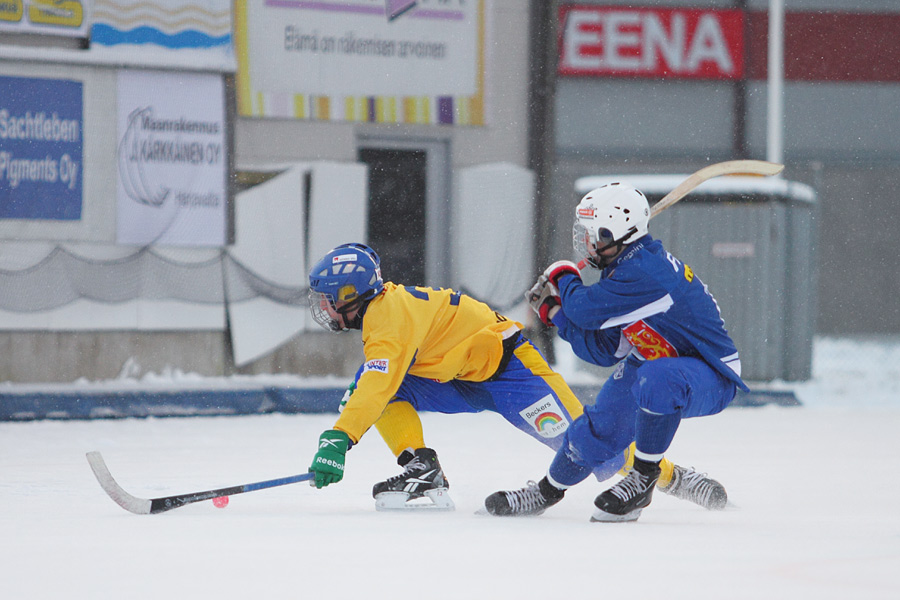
<box><xmin>375</xmin><ymin>488</ymin><xmax>455</xmax><ymax>512</ymax></box>
<box><xmin>590</xmin><ymin>508</ymin><xmax>642</xmax><ymax>523</ymax></box>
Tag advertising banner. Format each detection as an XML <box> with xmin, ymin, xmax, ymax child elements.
<box><xmin>92</xmin><ymin>0</ymin><xmax>232</xmax><ymax>53</ymax></box>
<box><xmin>235</xmin><ymin>0</ymin><xmax>486</xmax><ymax>125</ymax></box>
<box><xmin>0</xmin><ymin>0</ymin><xmax>91</xmax><ymax>37</ymax></box>
<box><xmin>116</xmin><ymin>70</ymin><xmax>227</xmax><ymax>247</ymax></box>
<box><xmin>0</xmin><ymin>75</ymin><xmax>83</xmax><ymax>220</ymax></box>
<box><xmin>559</xmin><ymin>5</ymin><xmax>744</xmax><ymax>80</ymax></box>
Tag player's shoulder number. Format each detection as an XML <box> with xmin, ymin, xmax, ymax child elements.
<box><xmin>665</xmin><ymin>252</ymin><xmax>694</xmax><ymax>283</ymax></box>
<box><xmin>403</xmin><ymin>285</ymin><xmax>462</xmax><ymax>306</ymax></box>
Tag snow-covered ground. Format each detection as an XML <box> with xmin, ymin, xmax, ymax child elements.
<box><xmin>1</xmin><ymin>337</ymin><xmax>898</xmax><ymax>600</ymax></box>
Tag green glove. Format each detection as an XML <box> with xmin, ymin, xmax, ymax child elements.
<box><xmin>309</xmin><ymin>429</ymin><xmax>350</xmax><ymax>489</ymax></box>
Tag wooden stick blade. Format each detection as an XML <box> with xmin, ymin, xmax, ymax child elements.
<box><xmin>650</xmin><ymin>160</ymin><xmax>785</xmax><ymax>218</ymax></box>
<box><xmin>86</xmin><ymin>451</ymin><xmax>152</xmax><ymax>515</ymax></box>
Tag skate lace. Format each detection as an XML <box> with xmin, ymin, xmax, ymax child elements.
<box><xmin>385</xmin><ymin>457</ymin><xmax>429</xmax><ymax>485</ymax></box>
<box><xmin>503</xmin><ymin>481</ymin><xmax>545</xmax><ymax>513</ymax></box>
<box><xmin>609</xmin><ymin>470</ymin><xmax>649</xmax><ymax>503</ymax></box>
<box><xmin>675</xmin><ymin>468</ymin><xmax>716</xmax><ymax>505</ymax></box>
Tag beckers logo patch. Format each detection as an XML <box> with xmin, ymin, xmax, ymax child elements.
<box><xmin>518</xmin><ymin>394</ymin><xmax>569</xmax><ymax>439</ymax></box>
<box><xmin>362</xmin><ymin>359</ymin><xmax>389</xmax><ymax>374</ymax></box>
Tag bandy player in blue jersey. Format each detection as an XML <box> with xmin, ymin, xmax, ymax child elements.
<box><xmin>486</xmin><ymin>182</ymin><xmax>746</xmax><ymax>522</ymax></box>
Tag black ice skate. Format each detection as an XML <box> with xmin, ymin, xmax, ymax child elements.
<box><xmin>484</xmin><ymin>477</ymin><xmax>565</xmax><ymax>517</ymax></box>
<box><xmin>659</xmin><ymin>464</ymin><xmax>728</xmax><ymax>510</ymax></box>
<box><xmin>592</xmin><ymin>458</ymin><xmax>660</xmax><ymax>522</ymax></box>
<box><xmin>372</xmin><ymin>448</ymin><xmax>454</xmax><ymax>511</ymax></box>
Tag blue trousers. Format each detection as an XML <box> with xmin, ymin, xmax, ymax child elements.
<box><xmin>551</xmin><ymin>356</ymin><xmax>736</xmax><ymax>483</ymax></box>
<box><xmin>391</xmin><ymin>339</ymin><xmax>580</xmax><ymax>453</ymax></box>
<box><xmin>389</xmin><ymin>338</ymin><xmax>628</xmax><ymax>482</ymax></box>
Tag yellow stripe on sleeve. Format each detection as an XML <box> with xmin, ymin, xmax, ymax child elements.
<box><xmin>514</xmin><ymin>341</ymin><xmax>584</xmax><ymax>420</ymax></box>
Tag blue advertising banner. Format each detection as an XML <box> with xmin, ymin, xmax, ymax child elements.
<box><xmin>0</xmin><ymin>75</ymin><xmax>83</xmax><ymax>220</ymax></box>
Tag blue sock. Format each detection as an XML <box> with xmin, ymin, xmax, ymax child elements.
<box><xmin>635</xmin><ymin>408</ymin><xmax>682</xmax><ymax>456</ymax></box>
<box><xmin>548</xmin><ymin>445</ymin><xmax>593</xmax><ymax>487</ymax></box>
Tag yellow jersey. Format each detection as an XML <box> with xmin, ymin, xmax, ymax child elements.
<box><xmin>334</xmin><ymin>282</ymin><xmax>522</xmax><ymax>442</ymax></box>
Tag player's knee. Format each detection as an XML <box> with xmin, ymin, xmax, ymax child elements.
<box><xmin>566</xmin><ymin>413</ymin><xmax>632</xmax><ymax>464</ymax></box>
<box><xmin>632</xmin><ymin>360</ymin><xmax>687</xmax><ymax>414</ymax></box>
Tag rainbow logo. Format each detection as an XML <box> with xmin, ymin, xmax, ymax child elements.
<box><xmin>534</xmin><ymin>412</ymin><xmax>563</xmax><ymax>432</ymax></box>
<box><xmin>520</xmin><ymin>395</ymin><xmax>569</xmax><ymax>438</ymax></box>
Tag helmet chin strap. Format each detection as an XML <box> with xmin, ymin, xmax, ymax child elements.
<box><xmin>588</xmin><ymin>242</ymin><xmax>626</xmax><ymax>269</ymax></box>
<box><xmin>588</xmin><ymin>226</ymin><xmax>638</xmax><ymax>269</ymax></box>
<box><xmin>335</xmin><ymin>290</ymin><xmax>377</xmax><ymax>330</ymax></box>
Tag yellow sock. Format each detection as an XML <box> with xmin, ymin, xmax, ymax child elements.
<box><xmin>618</xmin><ymin>442</ymin><xmax>675</xmax><ymax>488</ymax></box>
<box><xmin>374</xmin><ymin>401</ymin><xmax>426</xmax><ymax>457</ymax></box>
<box><xmin>658</xmin><ymin>457</ymin><xmax>674</xmax><ymax>488</ymax></box>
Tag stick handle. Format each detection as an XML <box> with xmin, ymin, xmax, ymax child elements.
<box><xmin>650</xmin><ymin>160</ymin><xmax>784</xmax><ymax>219</ymax></box>
<box><xmin>148</xmin><ymin>472</ymin><xmax>315</xmax><ymax>514</ymax></box>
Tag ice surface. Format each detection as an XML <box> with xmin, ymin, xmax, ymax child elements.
<box><xmin>1</xmin><ymin>337</ymin><xmax>898</xmax><ymax>599</ymax></box>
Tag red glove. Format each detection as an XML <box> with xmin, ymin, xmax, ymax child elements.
<box><xmin>538</xmin><ymin>296</ymin><xmax>561</xmax><ymax>327</ymax></box>
<box><xmin>525</xmin><ymin>276</ymin><xmax>561</xmax><ymax>327</ymax></box>
<box><xmin>543</xmin><ymin>260</ymin><xmax>581</xmax><ymax>288</ymax></box>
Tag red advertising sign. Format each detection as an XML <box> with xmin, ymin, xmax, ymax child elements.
<box><xmin>559</xmin><ymin>5</ymin><xmax>744</xmax><ymax>80</ymax></box>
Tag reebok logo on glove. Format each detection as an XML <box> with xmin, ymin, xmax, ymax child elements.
<box><xmin>309</xmin><ymin>429</ymin><xmax>351</xmax><ymax>489</ymax></box>
<box><xmin>319</xmin><ymin>438</ymin><xmax>344</xmax><ymax>450</ymax></box>
<box><xmin>314</xmin><ymin>457</ymin><xmax>345</xmax><ymax>471</ymax></box>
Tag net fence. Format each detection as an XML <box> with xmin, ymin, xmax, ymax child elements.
<box><xmin>0</xmin><ymin>246</ymin><xmax>309</xmax><ymax>313</ymax></box>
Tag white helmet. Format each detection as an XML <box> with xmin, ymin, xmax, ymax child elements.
<box><xmin>573</xmin><ymin>182</ymin><xmax>650</xmax><ymax>268</ymax></box>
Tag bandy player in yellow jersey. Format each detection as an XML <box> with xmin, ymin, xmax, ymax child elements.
<box><xmin>306</xmin><ymin>243</ymin><xmax>726</xmax><ymax>512</ymax></box>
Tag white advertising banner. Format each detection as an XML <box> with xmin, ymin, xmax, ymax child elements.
<box><xmin>250</xmin><ymin>0</ymin><xmax>477</xmax><ymax>96</ymax></box>
<box><xmin>236</xmin><ymin>0</ymin><xmax>486</xmax><ymax>125</ymax></box>
<box><xmin>116</xmin><ymin>70</ymin><xmax>227</xmax><ymax>247</ymax></box>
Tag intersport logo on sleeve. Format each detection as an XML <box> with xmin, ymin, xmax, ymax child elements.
<box><xmin>363</xmin><ymin>359</ymin><xmax>390</xmax><ymax>374</ymax></box>
<box><xmin>559</xmin><ymin>6</ymin><xmax>744</xmax><ymax>80</ymax></box>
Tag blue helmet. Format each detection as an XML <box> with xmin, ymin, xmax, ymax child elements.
<box><xmin>308</xmin><ymin>243</ymin><xmax>384</xmax><ymax>332</ymax></box>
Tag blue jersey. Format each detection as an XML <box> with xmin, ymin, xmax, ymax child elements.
<box><xmin>551</xmin><ymin>235</ymin><xmax>748</xmax><ymax>392</ymax></box>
